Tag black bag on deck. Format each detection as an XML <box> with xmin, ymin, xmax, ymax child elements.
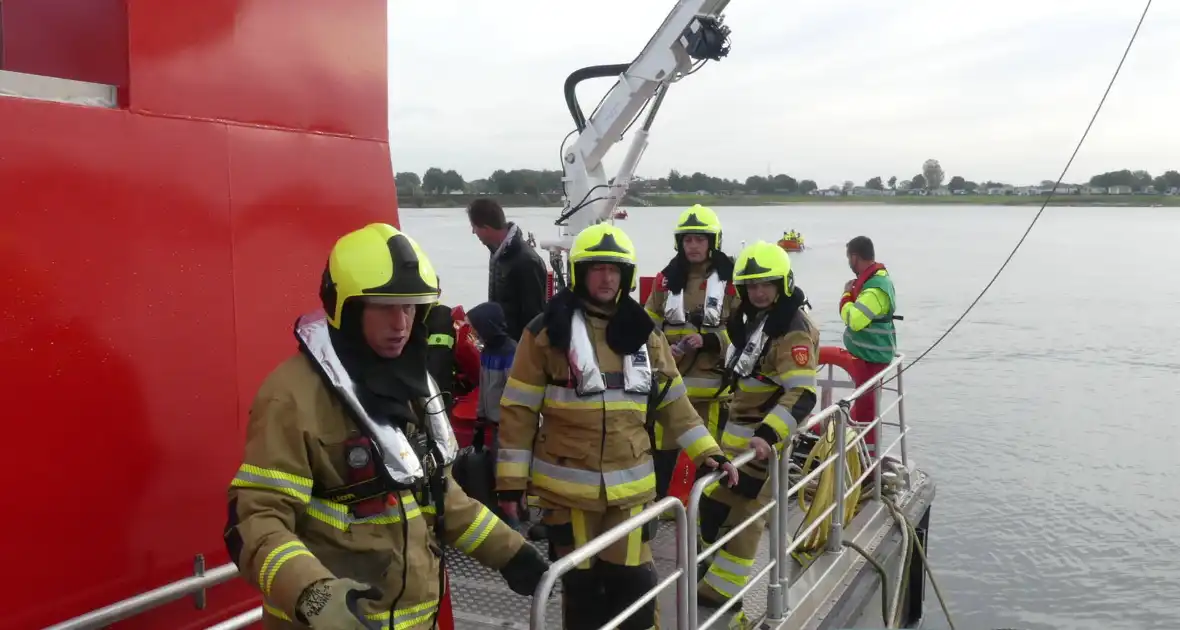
<box><xmin>451</xmin><ymin>420</ymin><xmax>497</xmax><ymax>512</ymax></box>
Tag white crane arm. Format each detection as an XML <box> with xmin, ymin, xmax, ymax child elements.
<box><xmin>538</xmin><ymin>0</ymin><xmax>732</xmax><ymax>286</ymax></box>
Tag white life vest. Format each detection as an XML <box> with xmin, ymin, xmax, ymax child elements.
<box><xmin>295</xmin><ymin>311</ymin><xmax>459</xmax><ymax>487</ymax></box>
<box><xmin>567</xmin><ymin>309</ymin><xmax>653</xmax><ymax>396</ymax></box>
<box><xmin>663</xmin><ymin>270</ymin><xmax>728</xmax><ymax>329</ymax></box>
<box><xmin>724</xmin><ymin>312</ymin><xmax>769</xmax><ymax>379</ymax></box>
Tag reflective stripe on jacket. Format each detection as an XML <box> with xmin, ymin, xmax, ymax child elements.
<box><xmin>724</xmin><ymin>308</ymin><xmax>820</xmax><ymax>458</ymax></box>
<box><xmin>841</xmin><ymin>270</ymin><xmax>897</xmax><ymax>364</ymax></box>
<box><xmin>224</xmin><ymin>354</ymin><xmax>524</xmax><ymax>629</ymax></box>
<box><xmin>495</xmin><ymin>312</ymin><xmax>723</xmax><ymax>512</ymax></box>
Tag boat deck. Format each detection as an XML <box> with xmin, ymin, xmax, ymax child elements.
<box><xmin>446</xmin><ymin>466</ymin><xmax>935</xmax><ymax>630</ymax></box>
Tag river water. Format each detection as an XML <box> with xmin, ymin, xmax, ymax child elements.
<box><xmin>403</xmin><ymin>204</ymin><xmax>1180</xmax><ymax>630</ymax></box>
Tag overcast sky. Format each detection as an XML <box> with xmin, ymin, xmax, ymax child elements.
<box><xmin>389</xmin><ymin>0</ymin><xmax>1176</xmax><ymax>187</ymax></box>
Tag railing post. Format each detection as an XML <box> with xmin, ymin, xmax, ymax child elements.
<box><xmin>192</xmin><ymin>554</ymin><xmax>207</xmax><ymax>610</ymax></box>
<box><xmin>778</xmin><ymin>441</ymin><xmax>792</xmax><ymax>614</ymax></box>
<box><xmin>686</xmin><ymin>478</ymin><xmax>703</xmax><ymax>629</ymax></box>
<box><xmin>871</xmin><ymin>385</ymin><xmax>884</xmax><ymax>502</ymax></box>
<box><xmin>764</xmin><ymin>449</ymin><xmax>784</xmax><ymax>622</ymax></box>
<box><xmin>896</xmin><ymin>362</ymin><xmax>910</xmax><ymax>469</ymax></box>
<box><xmin>675</xmin><ymin>497</ymin><xmax>691</xmax><ymax>630</ymax></box>
<box><xmin>826</xmin><ymin>407</ymin><xmax>848</xmax><ymax>553</ymax></box>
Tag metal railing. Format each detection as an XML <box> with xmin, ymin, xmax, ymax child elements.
<box><xmin>531</xmin><ymin>496</ymin><xmax>691</xmax><ymax>630</ymax></box>
<box><xmin>530</xmin><ymin>352</ymin><xmax>909</xmax><ymax>629</ymax></box>
<box><xmin>49</xmin><ymin>352</ymin><xmax>909</xmax><ymax>630</ymax></box>
<box><xmin>44</xmin><ymin>558</ymin><xmax>241</xmax><ymax>630</ymax></box>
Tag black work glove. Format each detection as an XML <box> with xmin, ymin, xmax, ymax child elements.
<box><xmin>499</xmin><ymin>543</ymin><xmax>549</xmax><ymax>596</ymax></box>
<box><xmin>296</xmin><ymin>577</ymin><xmax>383</xmax><ymax>630</ymax></box>
<box><xmin>700</xmin><ymin>453</ymin><xmax>740</xmax><ymax>489</ymax></box>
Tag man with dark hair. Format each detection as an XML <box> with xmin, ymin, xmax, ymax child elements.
<box><xmin>467</xmin><ymin>198</ymin><xmax>548</xmax><ymax>341</ymax></box>
<box><xmin>839</xmin><ymin>235</ymin><xmax>900</xmax><ymax>458</ymax></box>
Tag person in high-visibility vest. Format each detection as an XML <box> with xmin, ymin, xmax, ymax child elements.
<box><xmin>839</xmin><ymin>235</ymin><xmax>900</xmax><ymax>457</ymax></box>
<box><xmin>697</xmin><ymin>242</ymin><xmax>819</xmax><ymax>627</ymax></box>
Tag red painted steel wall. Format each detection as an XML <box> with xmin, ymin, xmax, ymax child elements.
<box><xmin>127</xmin><ymin>0</ymin><xmax>388</xmax><ymax>140</ymax></box>
<box><xmin>0</xmin><ymin>0</ymin><xmax>394</xmax><ymax>628</ymax></box>
<box><xmin>0</xmin><ymin>0</ymin><xmax>129</xmax><ymax>86</ymax></box>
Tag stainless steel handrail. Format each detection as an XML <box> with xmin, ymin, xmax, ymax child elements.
<box><xmin>54</xmin><ymin>352</ymin><xmax>909</xmax><ymax>630</ymax></box>
<box><xmin>45</xmin><ymin>563</ymin><xmax>242</xmax><ymax>630</ymax></box>
<box><xmin>676</xmin><ymin>353</ymin><xmax>907</xmax><ymax>629</ymax></box>
<box><xmin>204</xmin><ymin>607</ymin><xmax>263</xmax><ymax>630</ymax></box>
<box><xmin>685</xmin><ymin>448</ymin><xmax>784</xmax><ymax>630</ymax></box>
<box><xmin>530</xmin><ymin>495</ymin><xmax>690</xmax><ymax>630</ymax></box>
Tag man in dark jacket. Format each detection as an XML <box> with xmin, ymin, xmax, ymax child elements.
<box><xmin>467</xmin><ymin>198</ymin><xmax>548</xmax><ymax>340</ymax></box>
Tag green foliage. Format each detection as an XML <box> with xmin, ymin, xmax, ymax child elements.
<box><xmin>393</xmin><ymin>164</ymin><xmax>1180</xmax><ymax>198</ymax></box>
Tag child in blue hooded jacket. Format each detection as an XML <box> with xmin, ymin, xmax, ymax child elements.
<box><xmin>466</xmin><ymin>301</ymin><xmax>517</xmax><ymax>453</ymax></box>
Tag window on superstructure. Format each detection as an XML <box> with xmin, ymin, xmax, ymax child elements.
<box><xmin>0</xmin><ymin>0</ymin><xmax>127</xmax><ymax>88</ymax></box>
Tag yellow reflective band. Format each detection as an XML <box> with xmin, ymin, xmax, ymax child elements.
<box><xmin>531</xmin><ymin>460</ymin><xmax>602</xmax><ymax>501</ymax></box>
<box><xmin>455</xmin><ymin>506</ymin><xmax>500</xmax><ymax>555</ymax></box>
<box><xmin>720</xmin><ymin>421</ymin><xmax>755</xmax><ymax>454</ymax></box>
<box><xmin>530</xmin><ymin>459</ymin><xmax>656</xmax><ymax>504</ymax></box>
<box><xmin>684</xmin><ymin>377</ymin><xmax>725</xmax><ymax>399</ymax></box>
<box><xmin>676</xmin><ymin>425</ymin><xmax>716</xmax><ymax>460</ymax></box>
<box><xmin>737</xmin><ymin>378</ymin><xmax>777</xmax><ymax>393</ymax></box>
<box><xmin>661</xmin><ymin>323</ymin><xmax>696</xmax><ymax>336</ymax></box>
<box><xmin>703</xmin><ymin>549</ymin><xmax>754</xmax><ymax>596</ymax></box>
<box><xmin>543</xmin><ymin>385</ymin><xmax>647</xmax><ymax>412</ymax></box>
<box><xmin>306</xmin><ymin>494</ymin><xmax>420</xmax><ymax>531</ymax></box>
<box><xmin>656</xmin><ymin>377</ymin><xmax>687</xmax><ymax>409</ymax></box>
<box><xmin>263</xmin><ymin>602</ymin><xmax>291</xmax><ymax>621</ymax></box>
<box><xmin>231</xmin><ymin>464</ymin><xmax>313</xmax><ymax>503</ymax></box>
<box><xmin>626</xmin><ymin>504</ymin><xmax>644</xmax><ymax>567</ymax></box>
<box><xmin>603</xmin><ymin>461</ymin><xmax>656</xmax><ymax>503</ymax></box>
<box><xmin>496</xmin><ymin>448</ymin><xmax>531</xmax><ymax>479</ymax></box>
<box><xmin>645</xmin><ymin>308</ymin><xmax>665</xmax><ymax>324</ymax></box>
<box><xmin>502</xmin><ymin>378</ymin><xmax>545</xmax><ymax>411</ymax></box>
<box><xmin>259</xmin><ymin>540</ymin><xmax>313</xmax><ymax>595</ymax></box>
<box><xmin>571</xmin><ymin>509</ymin><xmax>592</xmax><ymax>569</ymax></box>
<box><xmin>427</xmin><ymin>333</ymin><xmax>454</xmax><ymax>348</ymax></box>
<box><xmin>762</xmin><ymin>404</ymin><xmax>798</xmax><ymax>441</ymax></box>
<box><xmin>774</xmin><ymin>369</ymin><xmax>817</xmax><ymax>390</ymax></box>
<box><xmin>705</xmin><ymin>401</ymin><xmax>722</xmax><ymax>441</ymax></box>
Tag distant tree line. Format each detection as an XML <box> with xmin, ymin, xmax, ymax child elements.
<box><xmin>394</xmin><ymin>161</ymin><xmax>1180</xmax><ymax>196</ymax></box>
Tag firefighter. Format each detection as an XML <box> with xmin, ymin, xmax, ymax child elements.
<box><xmin>223</xmin><ymin>223</ymin><xmax>548</xmax><ymax>630</ymax></box>
<box><xmin>423</xmin><ymin>296</ymin><xmax>458</xmax><ymax>410</ymax></box>
<box><xmin>495</xmin><ymin>223</ymin><xmax>739</xmax><ymax>630</ymax></box>
<box><xmin>644</xmin><ymin>205</ymin><xmax>741</xmax><ymax>504</ymax></box>
<box><xmin>696</xmin><ymin>241</ymin><xmax>819</xmax><ymax>622</ymax></box>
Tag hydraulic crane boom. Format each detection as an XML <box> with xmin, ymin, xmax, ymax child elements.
<box><xmin>540</xmin><ymin>0</ymin><xmax>732</xmax><ymax>286</ymax></box>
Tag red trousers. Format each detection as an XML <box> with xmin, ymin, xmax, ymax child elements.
<box><xmin>847</xmin><ymin>359</ymin><xmax>887</xmax><ymax>453</ymax></box>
